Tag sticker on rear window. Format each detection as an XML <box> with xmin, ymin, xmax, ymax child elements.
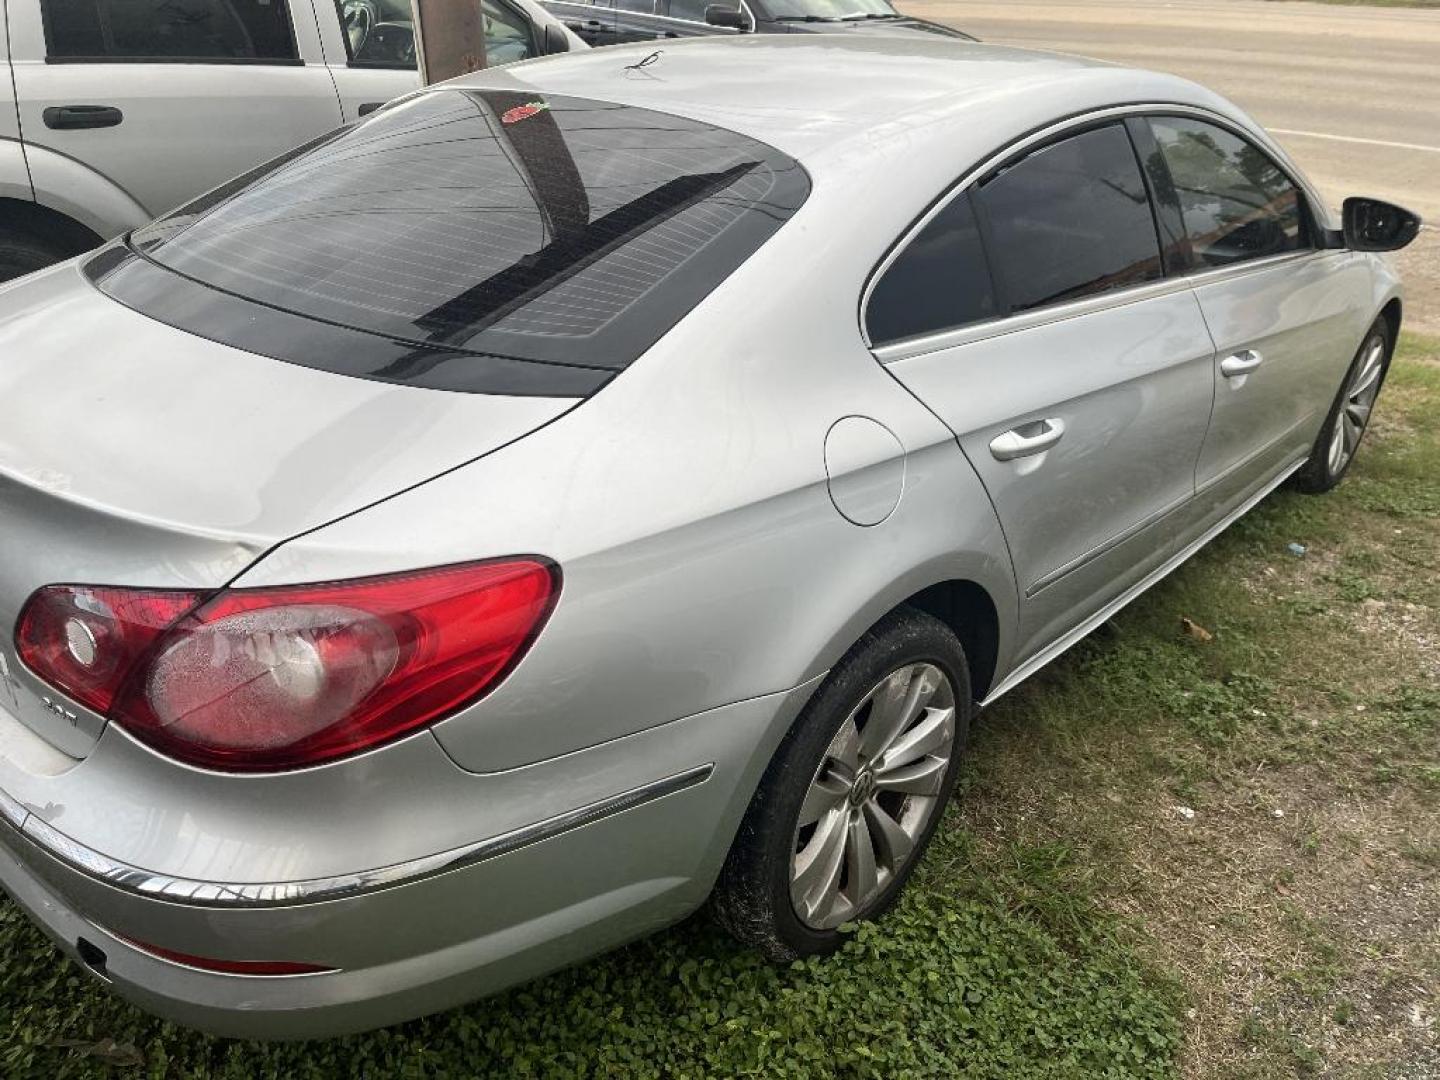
<box><xmin>501</xmin><ymin>101</ymin><xmax>550</xmax><ymax>125</ymax></box>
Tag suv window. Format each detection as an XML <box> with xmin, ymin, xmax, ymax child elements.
<box><xmin>666</xmin><ymin>0</ymin><xmax>713</xmax><ymax>20</ymax></box>
<box><xmin>338</xmin><ymin>0</ymin><xmax>415</xmax><ymax>66</ymax></box>
<box><xmin>337</xmin><ymin>0</ymin><xmax>540</xmax><ymax>67</ymax></box>
<box><xmin>866</xmin><ymin>192</ymin><xmax>996</xmax><ymax>346</ymax></box>
<box><xmin>1148</xmin><ymin>116</ymin><xmax>1307</xmax><ymax>267</ymax></box>
<box><xmin>100</xmin><ymin>91</ymin><xmax>811</xmax><ymax>396</ymax></box>
<box><xmin>482</xmin><ymin>0</ymin><xmax>539</xmax><ymax>64</ymax></box>
<box><xmin>976</xmin><ymin>123</ymin><xmax>1163</xmax><ymax>313</ymax></box>
<box><xmin>42</xmin><ymin>0</ymin><xmax>297</xmax><ymax>61</ymax></box>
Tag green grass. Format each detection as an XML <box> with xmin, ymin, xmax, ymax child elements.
<box><xmin>2</xmin><ymin>337</ymin><xmax>1438</xmax><ymax>1078</ymax></box>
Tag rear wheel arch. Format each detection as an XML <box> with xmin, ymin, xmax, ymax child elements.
<box><xmin>805</xmin><ymin>576</ymin><xmax>1003</xmax><ymax>708</ymax></box>
<box><xmin>20</xmin><ymin>143</ymin><xmax>150</xmax><ymax>241</ymax></box>
<box><xmin>900</xmin><ymin>579</ymin><xmax>1000</xmax><ymax>702</ymax></box>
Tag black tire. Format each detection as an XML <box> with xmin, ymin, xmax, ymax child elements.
<box><xmin>0</xmin><ymin>229</ymin><xmax>84</xmax><ymax>283</ymax></box>
<box><xmin>713</xmin><ymin>607</ymin><xmax>972</xmax><ymax>961</ymax></box>
<box><xmin>1292</xmin><ymin>316</ymin><xmax>1392</xmax><ymax>494</ymax></box>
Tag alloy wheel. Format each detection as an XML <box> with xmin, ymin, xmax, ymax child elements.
<box><xmin>1327</xmin><ymin>333</ymin><xmax>1386</xmax><ymax>476</ymax></box>
<box><xmin>789</xmin><ymin>662</ymin><xmax>956</xmax><ymax>930</ymax></box>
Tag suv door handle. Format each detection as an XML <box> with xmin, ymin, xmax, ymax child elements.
<box><xmin>43</xmin><ymin>105</ymin><xmax>124</xmax><ymax>130</ymax></box>
<box><xmin>358</xmin><ymin>102</ymin><xmax>385</xmax><ymax>117</ymax></box>
<box><xmin>1219</xmin><ymin>349</ymin><xmax>1264</xmax><ymax>377</ymax></box>
<box><xmin>990</xmin><ymin>417</ymin><xmax>1066</xmax><ymax>461</ymax></box>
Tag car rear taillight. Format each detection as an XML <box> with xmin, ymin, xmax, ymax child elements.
<box><xmin>15</xmin><ymin>560</ymin><xmax>558</xmax><ymax>771</ymax></box>
<box><xmin>15</xmin><ymin>586</ymin><xmax>201</xmax><ymax>716</ymax></box>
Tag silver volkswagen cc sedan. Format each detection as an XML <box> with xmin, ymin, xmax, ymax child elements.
<box><xmin>0</xmin><ymin>36</ymin><xmax>1418</xmax><ymax>1037</ymax></box>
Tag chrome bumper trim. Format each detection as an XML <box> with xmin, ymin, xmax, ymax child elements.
<box><xmin>0</xmin><ymin>764</ymin><xmax>713</xmax><ymax>908</ymax></box>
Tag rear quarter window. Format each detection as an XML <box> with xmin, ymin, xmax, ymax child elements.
<box><xmin>95</xmin><ymin>90</ymin><xmax>810</xmax><ymax>396</ymax></box>
<box><xmin>865</xmin><ymin>192</ymin><xmax>996</xmax><ymax>346</ymax></box>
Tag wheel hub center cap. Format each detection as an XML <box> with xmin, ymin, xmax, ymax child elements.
<box><xmin>849</xmin><ymin>768</ymin><xmax>877</xmax><ymax>807</ymax></box>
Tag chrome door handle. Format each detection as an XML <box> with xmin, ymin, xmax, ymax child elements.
<box><xmin>989</xmin><ymin>417</ymin><xmax>1066</xmax><ymax>461</ymax></box>
<box><xmin>1220</xmin><ymin>349</ymin><xmax>1264</xmax><ymax>377</ymax></box>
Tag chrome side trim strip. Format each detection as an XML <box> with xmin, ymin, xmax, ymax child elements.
<box><xmin>1</xmin><ymin>764</ymin><xmax>713</xmax><ymax>908</ymax></box>
<box><xmin>873</xmin><ymin>274</ymin><xmax>1201</xmax><ymax>363</ymax></box>
<box><xmin>863</xmin><ymin>101</ymin><xmax>1334</xmax><ymax>360</ymax></box>
<box><xmin>981</xmin><ymin>457</ymin><xmax>1306</xmax><ymax>706</ymax></box>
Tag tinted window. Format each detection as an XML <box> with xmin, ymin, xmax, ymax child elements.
<box><xmin>43</xmin><ymin>0</ymin><xmax>297</xmax><ymax>60</ymax></box>
<box><xmin>1149</xmin><ymin>117</ymin><xmax>1306</xmax><ymax>267</ymax></box>
<box><xmin>482</xmin><ymin>0</ymin><xmax>537</xmax><ymax>64</ymax></box>
<box><xmin>337</xmin><ymin>0</ymin><xmax>539</xmax><ymax>68</ymax></box>
<box><xmin>337</xmin><ymin>0</ymin><xmax>416</xmax><ymax>66</ymax></box>
<box><xmin>866</xmin><ymin>193</ymin><xmax>995</xmax><ymax>346</ymax></box>
<box><xmin>976</xmin><ymin>124</ymin><xmax>1163</xmax><ymax>312</ymax></box>
<box><xmin>104</xmin><ymin>91</ymin><xmax>810</xmax><ymax>396</ymax></box>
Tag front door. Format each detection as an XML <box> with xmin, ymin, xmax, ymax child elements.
<box><xmin>8</xmin><ymin>0</ymin><xmax>344</xmax><ymax>218</ymax></box>
<box><xmin>315</xmin><ymin>0</ymin><xmax>422</xmax><ymax>122</ymax></box>
<box><xmin>316</xmin><ymin>0</ymin><xmax>554</xmax><ymax>121</ymax></box>
<box><xmin>1145</xmin><ymin>115</ymin><xmax>1374</xmax><ymax>505</ymax></box>
<box><xmin>544</xmin><ymin>0</ymin><xmax>621</xmax><ymax>45</ymax></box>
<box><xmin>872</xmin><ymin>122</ymin><xmax>1216</xmax><ymax>664</ymax></box>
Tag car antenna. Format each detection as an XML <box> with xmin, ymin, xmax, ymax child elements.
<box><xmin>625</xmin><ymin>50</ymin><xmax>663</xmax><ymax>71</ymax></box>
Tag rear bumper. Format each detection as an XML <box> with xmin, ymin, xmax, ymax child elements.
<box><xmin>0</xmin><ymin>772</ymin><xmax>708</xmax><ymax>1039</ymax></box>
<box><xmin>0</xmin><ymin>678</ymin><xmax>820</xmax><ymax>1038</ymax></box>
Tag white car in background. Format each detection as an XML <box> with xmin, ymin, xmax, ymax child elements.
<box><xmin>0</xmin><ymin>0</ymin><xmax>583</xmax><ymax>280</ymax></box>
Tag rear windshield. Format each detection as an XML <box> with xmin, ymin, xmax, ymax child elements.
<box><xmin>95</xmin><ymin>90</ymin><xmax>810</xmax><ymax>396</ymax></box>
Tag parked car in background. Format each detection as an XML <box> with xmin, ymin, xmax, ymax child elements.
<box><xmin>0</xmin><ymin>36</ymin><xmax>1416</xmax><ymax>1037</ymax></box>
<box><xmin>0</xmin><ymin>0</ymin><xmax>583</xmax><ymax>281</ymax></box>
<box><xmin>544</xmin><ymin>0</ymin><xmax>973</xmax><ymax>49</ymax></box>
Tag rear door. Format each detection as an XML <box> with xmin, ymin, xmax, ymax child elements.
<box><xmin>1145</xmin><ymin>114</ymin><xmax>1373</xmax><ymax>505</ymax></box>
<box><xmin>315</xmin><ymin>0</ymin><xmax>557</xmax><ymax>123</ymax></box>
<box><xmin>871</xmin><ymin>121</ymin><xmax>1216</xmax><ymax>664</ymax></box>
<box><xmin>8</xmin><ymin>0</ymin><xmax>344</xmax><ymax>218</ymax></box>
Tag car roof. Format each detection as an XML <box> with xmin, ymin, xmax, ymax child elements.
<box><xmin>440</xmin><ymin>36</ymin><xmax>1239</xmax><ymax>170</ymax></box>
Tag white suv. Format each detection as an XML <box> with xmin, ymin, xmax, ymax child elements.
<box><xmin>0</xmin><ymin>0</ymin><xmax>581</xmax><ymax>279</ymax></box>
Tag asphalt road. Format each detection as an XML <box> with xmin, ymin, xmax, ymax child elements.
<box><xmin>897</xmin><ymin>0</ymin><xmax>1440</xmax><ymax>331</ymax></box>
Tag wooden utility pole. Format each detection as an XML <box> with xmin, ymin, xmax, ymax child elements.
<box><xmin>410</xmin><ymin>0</ymin><xmax>487</xmax><ymax>84</ymax></box>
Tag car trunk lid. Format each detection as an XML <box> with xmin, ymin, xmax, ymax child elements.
<box><xmin>0</xmin><ymin>265</ymin><xmax>575</xmax><ymax>757</ymax></box>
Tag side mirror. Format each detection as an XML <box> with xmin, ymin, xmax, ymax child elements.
<box><xmin>705</xmin><ymin>3</ymin><xmax>749</xmax><ymax>29</ymax></box>
<box><xmin>542</xmin><ymin>22</ymin><xmax>571</xmax><ymax>53</ymax></box>
<box><xmin>1342</xmin><ymin>196</ymin><xmax>1421</xmax><ymax>252</ymax></box>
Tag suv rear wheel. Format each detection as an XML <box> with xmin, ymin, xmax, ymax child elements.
<box><xmin>0</xmin><ymin>229</ymin><xmax>86</xmax><ymax>283</ymax></box>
